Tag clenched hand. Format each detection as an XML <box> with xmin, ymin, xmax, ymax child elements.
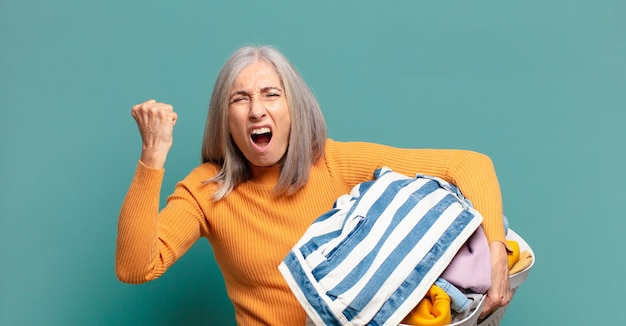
<box><xmin>131</xmin><ymin>99</ymin><xmax>178</xmax><ymax>169</ymax></box>
<box><xmin>480</xmin><ymin>241</ymin><xmax>512</xmax><ymax>319</ymax></box>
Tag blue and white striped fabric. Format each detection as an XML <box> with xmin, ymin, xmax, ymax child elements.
<box><xmin>279</xmin><ymin>167</ymin><xmax>484</xmax><ymax>326</ymax></box>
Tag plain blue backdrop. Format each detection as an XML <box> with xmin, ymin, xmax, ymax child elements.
<box><xmin>2</xmin><ymin>1</ymin><xmax>625</xmax><ymax>325</ymax></box>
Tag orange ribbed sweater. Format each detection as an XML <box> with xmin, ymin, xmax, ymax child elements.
<box><xmin>116</xmin><ymin>139</ymin><xmax>504</xmax><ymax>325</ymax></box>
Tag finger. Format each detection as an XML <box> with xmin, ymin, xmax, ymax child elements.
<box><xmin>135</xmin><ymin>103</ymin><xmax>173</xmax><ymax>119</ymax></box>
<box><xmin>145</xmin><ymin>102</ymin><xmax>173</xmax><ymax>113</ymax></box>
<box><xmin>480</xmin><ymin>285</ymin><xmax>511</xmax><ymax>319</ymax></box>
<box><xmin>501</xmin><ymin>293</ymin><xmax>512</xmax><ymax>306</ymax></box>
<box><xmin>134</xmin><ymin>99</ymin><xmax>167</xmax><ymax>110</ymax></box>
<box><xmin>131</xmin><ymin>100</ymin><xmax>176</xmax><ymax>129</ymax></box>
<box><xmin>133</xmin><ymin>99</ymin><xmax>157</xmax><ymax>110</ymax></box>
<box><xmin>479</xmin><ymin>299</ymin><xmax>495</xmax><ymax>319</ymax></box>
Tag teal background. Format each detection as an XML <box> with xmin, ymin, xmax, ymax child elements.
<box><xmin>1</xmin><ymin>0</ymin><xmax>624</xmax><ymax>325</ymax></box>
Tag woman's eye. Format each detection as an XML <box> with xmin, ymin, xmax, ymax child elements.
<box><xmin>231</xmin><ymin>96</ymin><xmax>249</xmax><ymax>104</ymax></box>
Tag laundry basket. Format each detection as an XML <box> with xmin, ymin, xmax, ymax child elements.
<box><xmin>400</xmin><ymin>229</ymin><xmax>534</xmax><ymax>326</ymax></box>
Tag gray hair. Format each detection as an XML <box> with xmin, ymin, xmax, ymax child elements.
<box><xmin>202</xmin><ymin>45</ymin><xmax>327</xmax><ymax>200</ymax></box>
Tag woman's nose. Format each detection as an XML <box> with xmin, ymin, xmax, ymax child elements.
<box><xmin>249</xmin><ymin>99</ymin><xmax>267</xmax><ymax>120</ymax></box>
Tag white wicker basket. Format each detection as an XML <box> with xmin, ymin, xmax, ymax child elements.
<box><xmin>401</xmin><ymin>229</ymin><xmax>534</xmax><ymax>326</ymax></box>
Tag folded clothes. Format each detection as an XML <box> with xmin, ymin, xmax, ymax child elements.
<box><xmin>510</xmin><ymin>251</ymin><xmax>533</xmax><ymax>275</ymax></box>
<box><xmin>434</xmin><ymin>278</ymin><xmax>471</xmax><ymax>313</ymax></box>
<box><xmin>441</xmin><ymin>226</ymin><xmax>492</xmax><ymax>294</ymax></box>
<box><xmin>279</xmin><ymin>168</ymin><xmax>484</xmax><ymax>325</ymax></box>
<box><xmin>506</xmin><ymin>240</ymin><xmax>520</xmax><ymax>269</ymax></box>
<box><xmin>506</xmin><ymin>237</ymin><xmax>533</xmax><ymax>274</ymax></box>
<box><xmin>401</xmin><ymin>285</ymin><xmax>451</xmax><ymax>326</ymax></box>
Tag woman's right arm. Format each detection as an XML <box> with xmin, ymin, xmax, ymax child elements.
<box><xmin>115</xmin><ymin>100</ymin><xmax>199</xmax><ymax>283</ymax></box>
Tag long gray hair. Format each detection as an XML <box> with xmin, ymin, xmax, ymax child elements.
<box><xmin>202</xmin><ymin>46</ymin><xmax>327</xmax><ymax>200</ymax></box>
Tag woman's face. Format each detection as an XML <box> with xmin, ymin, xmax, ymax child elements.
<box><xmin>228</xmin><ymin>60</ymin><xmax>291</xmax><ymax>167</ymax></box>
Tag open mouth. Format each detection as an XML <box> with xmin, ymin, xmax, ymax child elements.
<box><xmin>251</xmin><ymin>127</ymin><xmax>272</xmax><ymax>146</ymax></box>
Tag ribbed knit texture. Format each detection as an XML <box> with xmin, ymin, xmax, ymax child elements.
<box><xmin>115</xmin><ymin>139</ymin><xmax>505</xmax><ymax>325</ymax></box>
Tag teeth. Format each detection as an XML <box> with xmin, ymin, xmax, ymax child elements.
<box><xmin>251</xmin><ymin>127</ymin><xmax>271</xmax><ymax>135</ymax></box>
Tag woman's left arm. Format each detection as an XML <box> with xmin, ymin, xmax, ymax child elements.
<box><xmin>374</xmin><ymin>145</ymin><xmax>512</xmax><ymax>315</ymax></box>
<box><xmin>438</xmin><ymin>150</ymin><xmax>512</xmax><ymax>317</ymax></box>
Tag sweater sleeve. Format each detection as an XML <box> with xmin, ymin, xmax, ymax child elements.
<box><xmin>327</xmin><ymin>140</ymin><xmax>506</xmax><ymax>244</ymax></box>
<box><xmin>115</xmin><ymin>161</ymin><xmax>208</xmax><ymax>284</ymax></box>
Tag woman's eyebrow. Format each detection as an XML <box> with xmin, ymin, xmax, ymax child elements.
<box><xmin>229</xmin><ymin>90</ymin><xmax>249</xmax><ymax>97</ymax></box>
<box><xmin>261</xmin><ymin>86</ymin><xmax>283</xmax><ymax>93</ymax></box>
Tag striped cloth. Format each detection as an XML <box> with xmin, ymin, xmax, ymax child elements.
<box><xmin>278</xmin><ymin>167</ymin><xmax>483</xmax><ymax>326</ymax></box>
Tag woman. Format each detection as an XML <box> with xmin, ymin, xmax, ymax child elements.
<box><xmin>116</xmin><ymin>45</ymin><xmax>511</xmax><ymax>324</ymax></box>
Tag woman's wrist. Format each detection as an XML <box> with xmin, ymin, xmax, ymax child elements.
<box><xmin>140</xmin><ymin>149</ymin><xmax>168</xmax><ymax>169</ymax></box>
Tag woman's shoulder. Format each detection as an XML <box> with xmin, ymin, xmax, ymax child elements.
<box><xmin>324</xmin><ymin>139</ymin><xmax>406</xmax><ymax>165</ymax></box>
<box><xmin>179</xmin><ymin>161</ymin><xmax>221</xmax><ymax>185</ymax></box>
<box><xmin>325</xmin><ymin>138</ymin><xmax>389</xmax><ymax>153</ymax></box>
<box><xmin>321</xmin><ymin>139</ymin><xmax>386</xmax><ymax>183</ymax></box>
<box><xmin>326</xmin><ymin>138</ymin><xmax>489</xmax><ymax>159</ymax></box>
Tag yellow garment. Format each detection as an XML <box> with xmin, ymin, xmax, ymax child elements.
<box><xmin>506</xmin><ymin>240</ymin><xmax>520</xmax><ymax>269</ymax></box>
<box><xmin>401</xmin><ymin>285</ymin><xmax>452</xmax><ymax>326</ymax></box>
<box><xmin>510</xmin><ymin>251</ymin><xmax>533</xmax><ymax>275</ymax></box>
<box><xmin>116</xmin><ymin>139</ymin><xmax>505</xmax><ymax>325</ymax></box>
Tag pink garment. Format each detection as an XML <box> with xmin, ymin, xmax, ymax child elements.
<box><xmin>441</xmin><ymin>226</ymin><xmax>491</xmax><ymax>293</ymax></box>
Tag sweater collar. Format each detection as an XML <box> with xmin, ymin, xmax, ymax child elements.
<box><xmin>249</xmin><ymin>164</ymin><xmax>282</xmax><ymax>186</ymax></box>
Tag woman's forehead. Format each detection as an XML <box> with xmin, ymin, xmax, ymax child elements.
<box><xmin>231</xmin><ymin>64</ymin><xmax>283</xmax><ymax>95</ymax></box>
